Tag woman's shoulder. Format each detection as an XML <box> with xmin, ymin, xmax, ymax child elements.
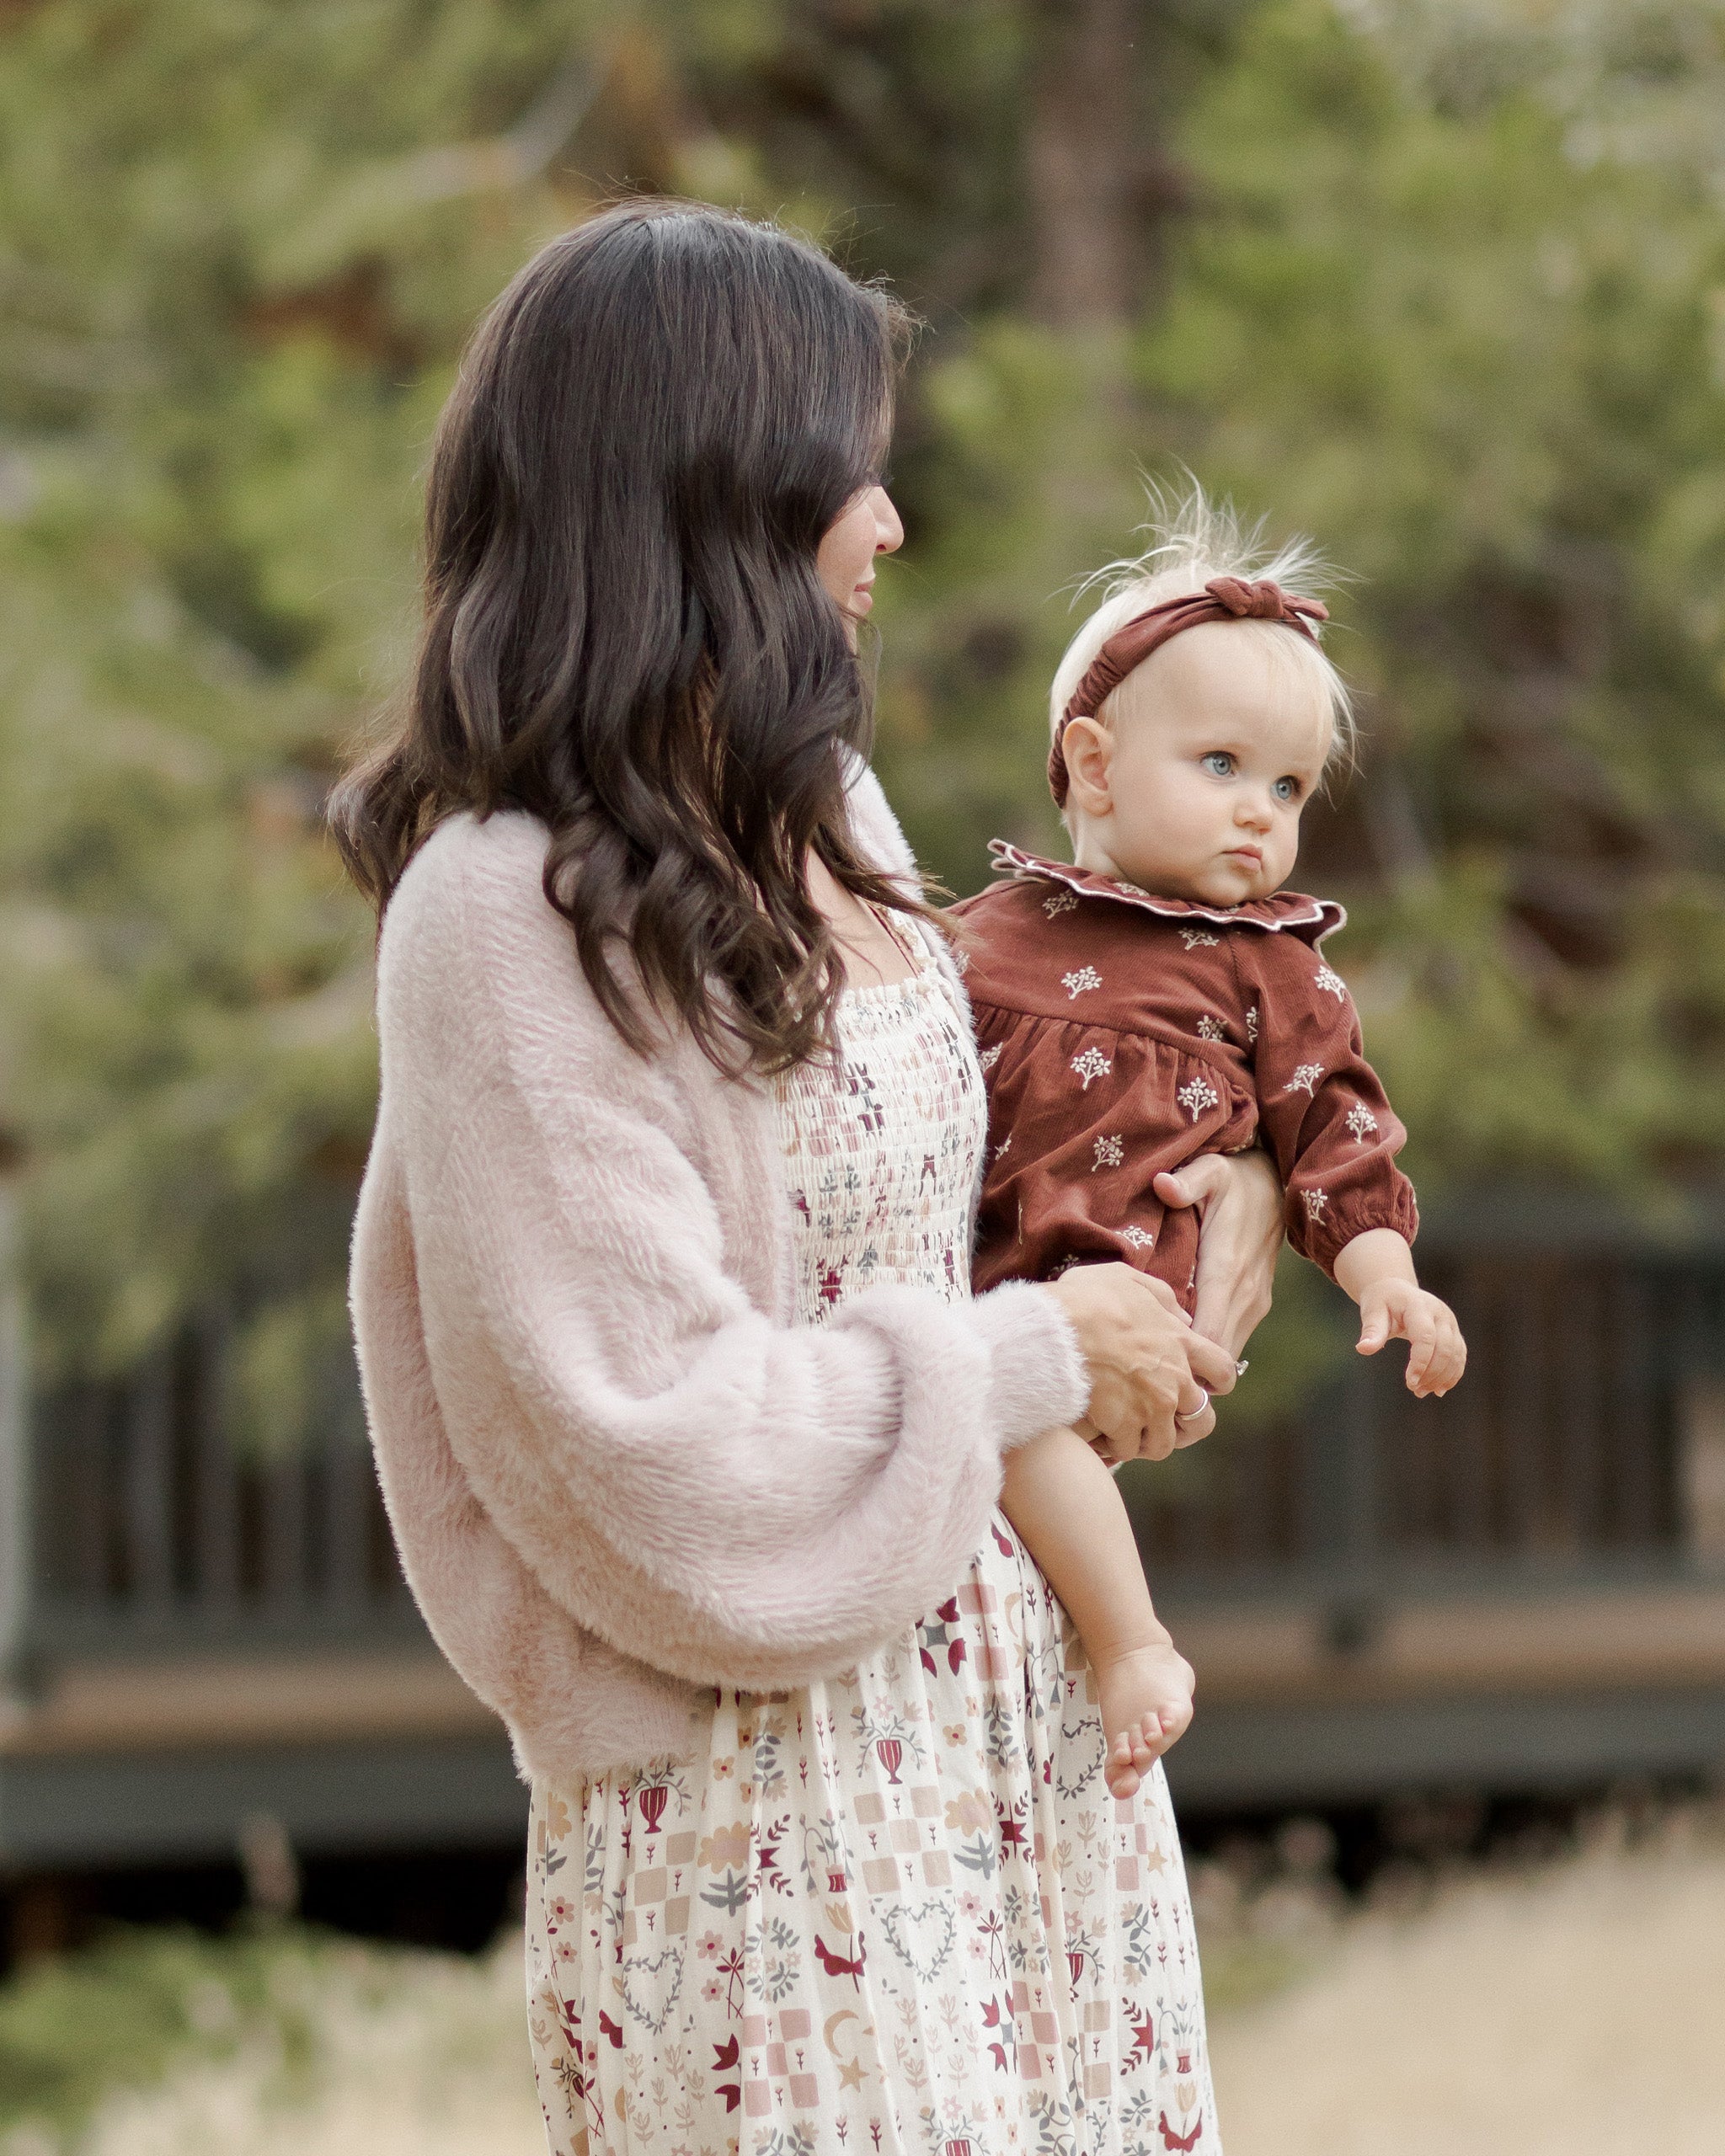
<box><xmin>387</xmin><ymin>808</ymin><xmax>549</xmax><ymax>934</ymax></box>
<box><xmin>381</xmin><ymin>808</ymin><xmax>579</xmax><ymax>983</ymax></box>
<box><xmin>377</xmin><ymin>809</ymin><xmax>604</xmax><ymax>1043</ymax></box>
<box><xmin>842</xmin><ymin>754</ymin><xmax>920</xmax><ymax>891</ymax></box>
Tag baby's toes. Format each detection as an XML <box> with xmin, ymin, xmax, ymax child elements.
<box><xmin>1104</xmin><ymin>1732</ymin><xmax>1143</xmax><ymax>1800</ymax></box>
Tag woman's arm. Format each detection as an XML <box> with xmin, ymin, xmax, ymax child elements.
<box><xmin>366</xmin><ymin>814</ymin><xmax>1088</xmax><ymax>1697</ymax></box>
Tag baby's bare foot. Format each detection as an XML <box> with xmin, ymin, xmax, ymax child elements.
<box><xmin>1095</xmin><ymin>1641</ymin><xmax>1194</xmax><ymax>1799</ymax></box>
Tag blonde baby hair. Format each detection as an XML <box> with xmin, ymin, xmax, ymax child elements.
<box><xmin>1049</xmin><ymin>480</ymin><xmax>1354</xmax><ymax>825</ymax></box>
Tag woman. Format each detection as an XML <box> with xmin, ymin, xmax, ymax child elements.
<box><xmin>335</xmin><ymin>204</ymin><xmax>1278</xmax><ymax>2154</ymax></box>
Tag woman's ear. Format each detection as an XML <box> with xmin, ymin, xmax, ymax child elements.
<box><xmin>1060</xmin><ymin>716</ymin><xmax>1114</xmax><ymax>819</ymax></box>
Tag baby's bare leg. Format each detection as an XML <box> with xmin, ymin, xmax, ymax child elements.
<box><xmin>1000</xmin><ymin>1427</ymin><xmax>1195</xmax><ymax>1798</ymax></box>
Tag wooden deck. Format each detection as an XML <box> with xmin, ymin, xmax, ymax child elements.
<box><xmin>1160</xmin><ymin>1575</ymin><xmax>1725</xmax><ymax>1808</ymax></box>
<box><xmin>1171</xmin><ymin>1577</ymin><xmax>1725</xmax><ymax>1705</ymax></box>
<box><xmin>0</xmin><ymin>1646</ymin><xmax>523</xmax><ymax>1869</ymax></box>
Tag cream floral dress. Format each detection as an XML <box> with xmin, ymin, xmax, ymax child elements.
<box><xmin>526</xmin><ymin>930</ymin><xmax>1220</xmax><ymax>2156</ymax></box>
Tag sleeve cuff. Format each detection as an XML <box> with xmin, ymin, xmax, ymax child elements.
<box><xmin>1297</xmin><ymin>1184</ymin><xmax>1421</xmax><ymax>1279</ymax></box>
<box><xmin>966</xmin><ymin>1279</ymin><xmax>1089</xmax><ymax>1449</ymax></box>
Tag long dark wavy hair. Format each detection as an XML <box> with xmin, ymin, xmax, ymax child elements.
<box><xmin>330</xmin><ymin>200</ymin><xmax>937</xmax><ymax>1073</ymax></box>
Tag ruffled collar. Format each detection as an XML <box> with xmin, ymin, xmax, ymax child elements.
<box><xmin>988</xmin><ymin>841</ymin><xmax>1347</xmax><ymax>940</ymax></box>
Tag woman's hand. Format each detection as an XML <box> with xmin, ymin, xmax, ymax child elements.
<box><xmin>1048</xmin><ymin>1263</ymin><xmax>1239</xmax><ymax>1463</ymax></box>
<box><xmin>1155</xmin><ymin>1150</ymin><xmax>1283</xmax><ymax>1362</ymax></box>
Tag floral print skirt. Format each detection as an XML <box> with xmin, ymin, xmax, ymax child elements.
<box><xmin>526</xmin><ymin>1514</ymin><xmax>1220</xmax><ymax>2155</ymax></box>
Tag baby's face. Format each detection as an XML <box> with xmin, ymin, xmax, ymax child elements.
<box><xmin>1070</xmin><ymin>624</ymin><xmax>1334</xmax><ymax>906</ymax></box>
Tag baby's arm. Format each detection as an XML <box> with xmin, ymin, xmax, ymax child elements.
<box><xmin>999</xmin><ymin>1428</ymin><xmax>1194</xmax><ymax>1798</ymax></box>
<box><xmin>1333</xmin><ymin>1228</ymin><xmax>1466</xmax><ymax>1397</ymax></box>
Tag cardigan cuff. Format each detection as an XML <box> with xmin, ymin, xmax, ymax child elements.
<box><xmin>967</xmin><ymin>1279</ymin><xmax>1090</xmax><ymax>1451</ymax></box>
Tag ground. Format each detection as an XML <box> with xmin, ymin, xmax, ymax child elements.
<box><xmin>1209</xmin><ymin>1822</ymin><xmax>1725</xmax><ymax>2156</ymax></box>
<box><xmin>0</xmin><ymin>1813</ymin><xmax>1719</xmax><ymax>2153</ymax></box>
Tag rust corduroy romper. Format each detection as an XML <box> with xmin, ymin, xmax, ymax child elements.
<box><xmin>952</xmin><ymin>842</ymin><xmax>1419</xmax><ymax>1306</ymax></box>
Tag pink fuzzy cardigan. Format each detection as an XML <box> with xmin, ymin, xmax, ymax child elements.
<box><xmin>349</xmin><ymin>763</ymin><xmax>1088</xmax><ymax>1784</ymax></box>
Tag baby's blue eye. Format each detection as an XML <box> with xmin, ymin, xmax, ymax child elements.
<box><xmin>1272</xmin><ymin>776</ymin><xmax>1302</xmax><ymax>803</ymax></box>
<box><xmin>1200</xmin><ymin>752</ymin><xmax>1234</xmax><ymax>778</ymax></box>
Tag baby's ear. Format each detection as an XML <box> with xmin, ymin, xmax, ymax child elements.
<box><xmin>1060</xmin><ymin>717</ymin><xmax>1114</xmax><ymax>814</ymax></box>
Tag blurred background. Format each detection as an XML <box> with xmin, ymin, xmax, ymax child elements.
<box><xmin>1</xmin><ymin>0</ymin><xmax>1723</xmax><ymax>2148</ymax></box>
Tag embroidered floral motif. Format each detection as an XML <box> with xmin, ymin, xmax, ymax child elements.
<box><xmin>1305</xmin><ymin>1187</ymin><xmax>1328</xmax><ymax>1221</ymax></box>
<box><xmin>1315</xmin><ymin>963</ymin><xmax>1346</xmax><ymax>1000</ymax></box>
<box><xmin>978</xmin><ymin>1043</ymin><xmax>1002</xmax><ymax>1071</ymax></box>
<box><xmin>1286</xmin><ymin>1064</ymin><xmax>1324</xmax><ymax>1097</ymax></box>
<box><xmin>995</xmin><ymin>1132</ymin><xmax>1012</xmax><ymax>1161</ymax></box>
<box><xmin>1345</xmin><ymin>1103</ymin><xmax>1379</xmax><ymax>1142</ymax></box>
<box><xmin>1071</xmin><ymin>1046</ymin><xmax>1113</xmax><ymax>1090</ymax></box>
<box><xmin>1092</xmin><ymin>1134</ymin><xmax>1124</xmax><ymax>1172</ymax></box>
<box><xmin>1114</xmin><ymin>880</ymin><xmax>1151</xmax><ymax>898</ymax></box>
<box><xmin>1062</xmin><ymin>966</ymin><xmax>1103</xmax><ymax>999</ymax></box>
<box><xmin>1180</xmin><ymin>928</ymin><xmax>1220</xmax><ymax>951</ymax></box>
<box><xmin>1246</xmin><ymin>1006</ymin><xmax>1260</xmax><ymax>1045</ymax></box>
<box><xmin>1122</xmin><ymin>1225</ymin><xmax>1156</xmax><ymax>1249</ymax></box>
<box><xmin>954</xmin><ymin>946</ymin><xmax>972</xmax><ymax>974</ymax></box>
<box><xmin>1043</xmin><ymin>889</ymin><xmax>1080</xmax><ymax>918</ymax></box>
<box><xmin>1176</xmin><ymin>1075</ymin><xmax>1220</xmax><ymax>1122</ymax></box>
<box><xmin>1195</xmin><ymin>1015</ymin><xmax>1226</xmax><ymax>1043</ymax></box>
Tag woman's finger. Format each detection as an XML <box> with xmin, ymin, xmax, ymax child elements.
<box><xmin>1172</xmin><ymin>1400</ymin><xmax>1215</xmax><ymax>1447</ymax></box>
<box><xmin>1073</xmin><ymin>1414</ymin><xmax>1122</xmax><ymax>1464</ymax></box>
<box><xmin>1163</xmin><ymin>1154</ymin><xmax>1284</xmax><ymax>1358</ymax></box>
<box><xmin>1184</xmin><ymin>1331</ymin><xmax>1239</xmax><ymax>1397</ymax></box>
<box><xmin>1151</xmin><ymin>1167</ymin><xmax>1199</xmax><ymax>1213</ymax></box>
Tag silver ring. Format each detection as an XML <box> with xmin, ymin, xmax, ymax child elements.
<box><xmin>1236</xmin><ymin>1358</ymin><xmax>1250</xmax><ymax>1376</ymax></box>
<box><xmin>1176</xmin><ymin>1404</ymin><xmax>1210</xmax><ymax>1424</ymax></box>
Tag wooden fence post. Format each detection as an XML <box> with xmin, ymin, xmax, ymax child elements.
<box><xmin>0</xmin><ymin>1129</ymin><xmax>31</xmax><ymax>1688</ymax></box>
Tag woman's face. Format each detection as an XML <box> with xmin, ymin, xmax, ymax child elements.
<box><xmin>816</xmin><ymin>483</ymin><xmax>904</xmax><ymax>644</ymax></box>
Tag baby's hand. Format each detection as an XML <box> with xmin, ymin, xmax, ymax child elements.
<box><xmin>1357</xmin><ymin>1280</ymin><xmax>1466</xmax><ymax>1397</ymax></box>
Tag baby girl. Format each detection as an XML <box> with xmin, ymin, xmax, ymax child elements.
<box><xmin>952</xmin><ymin>496</ymin><xmax>1466</xmax><ymax>1798</ymax></box>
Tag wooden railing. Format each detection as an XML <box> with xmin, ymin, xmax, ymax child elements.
<box><xmin>5</xmin><ymin>1202</ymin><xmax>1724</xmax><ymax>1684</ymax></box>
<box><xmin>11</xmin><ymin>1311</ymin><xmax>415</xmax><ymax>1668</ymax></box>
<box><xmin>1130</xmin><ymin>1223</ymin><xmax>1725</xmax><ymax>1598</ymax></box>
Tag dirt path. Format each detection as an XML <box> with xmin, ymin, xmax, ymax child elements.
<box><xmin>1210</xmin><ymin>1838</ymin><xmax>1725</xmax><ymax>2156</ymax></box>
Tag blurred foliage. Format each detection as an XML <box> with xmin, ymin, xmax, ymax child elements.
<box><xmin>873</xmin><ymin>0</ymin><xmax>1725</xmax><ymax>1207</ymax></box>
<box><xmin>0</xmin><ymin>1923</ymin><xmax>330</xmax><ymax>2136</ymax></box>
<box><xmin>0</xmin><ymin>1919</ymin><xmax>531</xmax><ymax>2148</ymax></box>
<box><xmin>0</xmin><ymin>0</ymin><xmax>611</xmax><ymax>1412</ymax></box>
<box><xmin>3</xmin><ymin>0</ymin><xmax>1725</xmax><ymax>1417</ymax></box>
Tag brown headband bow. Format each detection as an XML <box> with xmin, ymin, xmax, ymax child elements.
<box><xmin>1047</xmin><ymin>575</ymin><xmax>1330</xmax><ymax>808</ymax></box>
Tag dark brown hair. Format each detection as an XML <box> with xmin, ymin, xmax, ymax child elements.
<box><xmin>330</xmin><ymin>200</ymin><xmax>933</xmax><ymax>1072</ymax></box>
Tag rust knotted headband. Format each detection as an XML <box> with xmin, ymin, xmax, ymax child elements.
<box><xmin>1048</xmin><ymin>574</ymin><xmax>1330</xmax><ymax>808</ymax></box>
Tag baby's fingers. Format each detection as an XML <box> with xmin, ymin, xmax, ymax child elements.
<box><xmin>1403</xmin><ymin>1306</ymin><xmax>1440</xmax><ymax>1392</ymax></box>
<box><xmin>1357</xmin><ymin>1297</ymin><xmax>1391</xmax><ymax>1356</ymax></box>
<box><xmin>1421</xmin><ymin>1319</ymin><xmax>1468</xmax><ymax>1398</ymax></box>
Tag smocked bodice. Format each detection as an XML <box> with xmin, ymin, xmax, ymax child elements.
<box><xmin>772</xmin><ymin>944</ymin><xmax>986</xmax><ymax>1322</ymax></box>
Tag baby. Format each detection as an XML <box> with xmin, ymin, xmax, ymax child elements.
<box><xmin>951</xmin><ymin>494</ymin><xmax>1466</xmax><ymax>1798</ymax></box>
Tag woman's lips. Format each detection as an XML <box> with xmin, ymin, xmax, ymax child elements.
<box><xmin>852</xmin><ymin>584</ymin><xmax>873</xmax><ymax>614</ymax></box>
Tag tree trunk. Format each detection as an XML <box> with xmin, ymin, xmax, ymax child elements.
<box><xmin>1026</xmin><ymin>0</ymin><xmax>1146</xmax><ymax>328</ymax></box>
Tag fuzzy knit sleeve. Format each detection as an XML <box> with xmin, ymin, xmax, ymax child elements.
<box><xmin>358</xmin><ymin>811</ymin><xmax>1087</xmax><ymax>1704</ymax></box>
